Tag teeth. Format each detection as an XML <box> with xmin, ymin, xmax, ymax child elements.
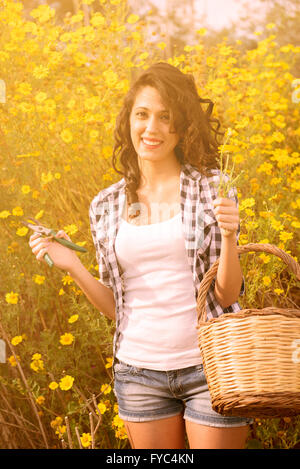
<box><xmin>143</xmin><ymin>139</ymin><xmax>162</xmax><ymax>146</ymax></box>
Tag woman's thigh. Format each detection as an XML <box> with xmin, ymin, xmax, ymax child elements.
<box><xmin>123</xmin><ymin>413</ymin><xmax>186</xmax><ymax>449</ymax></box>
<box><xmin>185</xmin><ymin>420</ymin><xmax>250</xmax><ymax>449</ymax></box>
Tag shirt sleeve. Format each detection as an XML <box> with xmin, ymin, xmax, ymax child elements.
<box><xmin>89</xmin><ymin>199</ymin><xmax>113</xmax><ymax>290</ymax></box>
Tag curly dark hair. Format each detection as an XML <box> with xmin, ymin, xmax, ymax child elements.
<box><xmin>112</xmin><ymin>62</ymin><xmax>224</xmax><ymax>220</ymax></box>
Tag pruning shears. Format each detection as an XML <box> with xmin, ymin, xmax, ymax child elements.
<box><xmin>21</xmin><ymin>217</ymin><xmax>87</xmax><ymax>268</ymax></box>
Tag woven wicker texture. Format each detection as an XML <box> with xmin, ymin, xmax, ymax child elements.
<box><xmin>197</xmin><ymin>243</ymin><xmax>300</xmax><ymax>418</ymax></box>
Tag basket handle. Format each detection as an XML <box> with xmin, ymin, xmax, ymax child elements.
<box><xmin>196</xmin><ymin>243</ymin><xmax>300</xmax><ymax>324</ymax></box>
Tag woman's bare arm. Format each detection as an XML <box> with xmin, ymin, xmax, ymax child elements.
<box><xmin>68</xmin><ymin>260</ymin><xmax>116</xmax><ymax>321</ymax></box>
<box><xmin>29</xmin><ymin>231</ymin><xmax>116</xmax><ymax>321</ymax></box>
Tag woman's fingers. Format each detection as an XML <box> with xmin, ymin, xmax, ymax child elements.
<box><xmin>32</xmin><ymin>240</ymin><xmax>50</xmax><ymax>256</ymax></box>
<box><xmin>29</xmin><ymin>232</ymin><xmax>41</xmax><ymax>243</ymax></box>
<box><xmin>55</xmin><ymin>230</ymin><xmax>72</xmax><ymax>242</ymax></box>
<box><xmin>36</xmin><ymin>245</ymin><xmax>49</xmax><ymax>262</ymax></box>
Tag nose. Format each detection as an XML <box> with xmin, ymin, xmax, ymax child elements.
<box><xmin>145</xmin><ymin>114</ymin><xmax>159</xmax><ymax>133</ymax></box>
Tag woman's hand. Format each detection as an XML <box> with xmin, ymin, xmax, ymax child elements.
<box><xmin>212</xmin><ymin>197</ymin><xmax>239</xmax><ymax>238</ymax></box>
<box><xmin>29</xmin><ymin>231</ymin><xmax>81</xmax><ymax>272</ymax></box>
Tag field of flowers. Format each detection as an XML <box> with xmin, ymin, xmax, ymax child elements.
<box><xmin>0</xmin><ymin>0</ymin><xmax>299</xmax><ymax>449</ymax></box>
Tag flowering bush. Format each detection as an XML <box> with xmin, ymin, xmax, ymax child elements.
<box><xmin>0</xmin><ymin>0</ymin><xmax>299</xmax><ymax>449</ymax></box>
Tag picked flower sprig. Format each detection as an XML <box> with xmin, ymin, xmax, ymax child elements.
<box><xmin>217</xmin><ymin>127</ymin><xmax>244</xmax><ymax>199</ymax></box>
<box><xmin>212</xmin><ymin>127</ymin><xmax>245</xmax><ymax>236</ymax></box>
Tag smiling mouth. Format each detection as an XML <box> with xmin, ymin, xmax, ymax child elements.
<box><xmin>141</xmin><ymin>138</ymin><xmax>163</xmax><ymax>148</ymax></box>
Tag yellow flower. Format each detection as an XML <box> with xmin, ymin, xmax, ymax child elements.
<box><xmin>36</xmin><ymin>396</ymin><xmax>45</xmax><ymax>405</ymax></box>
<box><xmin>35</xmin><ymin>92</ymin><xmax>47</xmax><ymax>103</ymax></box>
<box><xmin>32</xmin><ymin>65</ymin><xmax>49</xmax><ymax>79</ymax></box>
<box><xmin>90</xmin><ymin>13</ymin><xmax>106</xmax><ymax>28</ymax></box>
<box><xmin>34</xmin><ymin>210</ymin><xmax>44</xmax><ymax>220</ymax></box>
<box><xmin>274</xmin><ymin>288</ymin><xmax>284</xmax><ymax>295</ymax></box>
<box><xmin>55</xmin><ymin>425</ymin><xmax>66</xmax><ymax>438</ymax></box>
<box><xmin>68</xmin><ymin>314</ymin><xmax>79</xmax><ymax>324</ymax></box>
<box><xmin>16</xmin><ymin>82</ymin><xmax>32</xmax><ymax>95</ymax></box>
<box><xmin>270</xmin><ymin>177</ymin><xmax>283</xmax><ymax>185</ymax></box>
<box><xmin>49</xmin><ymin>381</ymin><xmax>59</xmax><ymax>390</ymax></box>
<box><xmin>11</xmin><ymin>335</ymin><xmax>23</xmax><ymax>346</ymax></box>
<box><xmin>259</xmin><ymin>253</ymin><xmax>271</xmax><ymax>264</ymax></box>
<box><xmin>219</xmin><ymin>45</ymin><xmax>233</xmax><ymax>56</ymax></box>
<box><xmin>112</xmin><ymin>414</ymin><xmax>124</xmax><ymax>428</ymax></box>
<box><xmin>127</xmin><ymin>14</ymin><xmax>139</xmax><ymax>24</ymax></box>
<box><xmin>101</xmin><ymin>383</ymin><xmax>112</xmax><ymax>395</ymax></box>
<box><xmin>157</xmin><ymin>42</ymin><xmax>166</xmax><ymax>50</ymax></box>
<box><xmin>196</xmin><ymin>28</ymin><xmax>207</xmax><ymax>36</ymax></box>
<box><xmin>270</xmin><ymin>218</ymin><xmax>284</xmax><ymax>231</ymax></box>
<box><xmin>245</xmin><ymin>208</ymin><xmax>255</xmax><ymax>217</ymax></box>
<box><xmin>235</xmin><ymin>117</ymin><xmax>250</xmax><ymax>129</ymax></box>
<box><xmin>30</xmin><ymin>4</ymin><xmax>55</xmax><ymax>23</ymax></box>
<box><xmin>80</xmin><ymin>433</ymin><xmax>92</xmax><ymax>448</ymax></box>
<box><xmin>259</xmin><ymin>211</ymin><xmax>273</xmax><ymax>219</ymax></box>
<box><xmin>105</xmin><ymin>357</ymin><xmax>113</xmax><ymax>368</ymax></box>
<box><xmin>96</xmin><ymin>402</ymin><xmax>107</xmax><ymax>415</ymax></box>
<box><xmin>59</xmin><ymin>288</ymin><xmax>65</xmax><ymax>296</ymax></box>
<box><xmin>257</xmin><ymin>162</ymin><xmax>273</xmax><ymax>175</ymax></box>
<box><xmin>115</xmin><ymin>427</ymin><xmax>128</xmax><ymax>440</ymax></box>
<box><xmin>33</xmin><ymin>274</ymin><xmax>45</xmax><ymax>285</ymax></box>
<box><xmin>16</xmin><ymin>226</ymin><xmax>28</xmax><ymax>237</ymax></box>
<box><xmin>8</xmin><ymin>355</ymin><xmax>20</xmax><ymax>367</ymax></box>
<box><xmin>60</xmin><ymin>129</ymin><xmax>73</xmax><ymax>143</ymax></box>
<box><xmin>30</xmin><ymin>353</ymin><xmax>44</xmax><ymax>372</ymax></box>
<box><xmin>0</xmin><ymin>210</ymin><xmax>11</xmax><ymax>218</ymax></box>
<box><xmin>62</xmin><ymin>274</ymin><xmax>74</xmax><ymax>285</ymax></box>
<box><xmin>59</xmin><ymin>375</ymin><xmax>74</xmax><ymax>391</ymax></box>
<box><xmin>103</xmin><ymin>70</ymin><xmax>118</xmax><ymax>88</ymax></box>
<box><xmin>41</xmin><ymin>172</ymin><xmax>54</xmax><ymax>184</ymax></box>
<box><xmin>59</xmin><ymin>333</ymin><xmax>74</xmax><ymax>346</ymax></box>
<box><xmin>239</xmin><ymin>198</ymin><xmax>255</xmax><ymax>211</ymax></box>
<box><xmin>21</xmin><ymin>185</ymin><xmax>31</xmax><ymax>194</ymax></box>
<box><xmin>6</xmin><ymin>292</ymin><xmax>19</xmax><ymax>304</ymax></box>
<box><xmin>70</xmin><ymin>13</ymin><xmax>84</xmax><ymax>24</ymax></box>
<box><xmin>51</xmin><ymin>416</ymin><xmax>63</xmax><ymax>428</ymax></box>
<box><xmin>279</xmin><ymin>231</ymin><xmax>293</xmax><ymax>242</ymax></box>
<box><xmin>249</xmin><ymin>134</ymin><xmax>263</xmax><ymax>144</ymax></box>
<box><xmin>12</xmin><ymin>207</ymin><xmax>24</xmax><ymax>216</ymax></box>
<box><xmin>63</xmin><ymin>224</ymin><xmax>78</xmax><ymax>236</ymax></box>
<box><xmin>139</xmin><ymin>52</ymin><xmax>149</xmax><ymax>61</ymax></box>
<box><xmin>262</xmin><ymin>276</ymin><xmax>271</xmax><ymax>286</ymax></box>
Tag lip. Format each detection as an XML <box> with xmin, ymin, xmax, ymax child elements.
<box><xmin>142</xmin><ymin>138</ymin><xmax>163</xmax><ymax>150</ymax></box>
<box><xmin>142</xmin><ymin>137</ymin><xmax>163</xmax><ymax>142</ymax></box>
<box><xmin>141</xmin><ymin>138</ymin><xmax>163</xmax><ymax>148</ymax></box>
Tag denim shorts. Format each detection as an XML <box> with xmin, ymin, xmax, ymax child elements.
<box><xmin>113</xmin><ymin>360</ymin><xmax>253</xmax><ymax>427</ymax></box>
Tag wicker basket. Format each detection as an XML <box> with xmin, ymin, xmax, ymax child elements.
<box><xmin>196</xmin><ymin>243</ymin><xmax>300</xmax><ymax>418</ymax></box>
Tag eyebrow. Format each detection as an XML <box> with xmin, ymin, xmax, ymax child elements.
<box><xmin>134</xmin><ymin>106</ymin><xmax>169</xmax><ymax>113</ymax></box>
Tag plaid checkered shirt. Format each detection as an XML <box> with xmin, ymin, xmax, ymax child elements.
<box><xmin>89</xmin><ymin>163</ymin><xmax>245</xmax><ymax>360</ymax></box>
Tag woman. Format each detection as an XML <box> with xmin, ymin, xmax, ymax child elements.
<box><xmin>29</xmin><ymin>62</ymin><xmax>252</xmax><ymax>449</ymax></box>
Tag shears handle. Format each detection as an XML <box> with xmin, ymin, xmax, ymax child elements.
<box><xmin>43</xmin><ymin>230</ymin><xmax>87</xmax><ymax>269</ymax></box>
<box><xmin>44</xmin><ymin>253</ymin><xmax>54</xmax><ymax>268</ymax></box>
<box><xmin>49</xmin><ymin>230</ymin><xmax>88</xmax><ymax>253</ymax></box>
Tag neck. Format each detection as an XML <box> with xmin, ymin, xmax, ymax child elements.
<box><xmin>138</xmin><ymin>156</ymin><xmax>182</xmax><ymax>192</ymax></box>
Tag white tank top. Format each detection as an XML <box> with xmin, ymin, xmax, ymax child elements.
<box><xmin>114</xmin><ymin>212</ymin><xmax>202</xmax><ymax>370</ymax></box>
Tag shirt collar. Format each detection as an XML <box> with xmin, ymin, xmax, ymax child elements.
<box><xmin>117</xmin><ymin>162</ymin><xmax>201</xmax><ymax>191</ymax></box>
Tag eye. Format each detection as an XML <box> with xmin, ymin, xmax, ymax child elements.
<box><xmin>136</xmin><ymin>111</ymin><xmax>147</xmax><ymax>118</ymax></box>
<box><xmin>161</xmin><ymin>114</ymin><xmax>170</xmax><ymax>121</ymax></box>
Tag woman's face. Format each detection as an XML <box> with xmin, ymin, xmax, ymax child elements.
<box><xmin>129</xmin><ymin>86</ymin><xmax>180</xmax><ymax>164</ymax></box>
